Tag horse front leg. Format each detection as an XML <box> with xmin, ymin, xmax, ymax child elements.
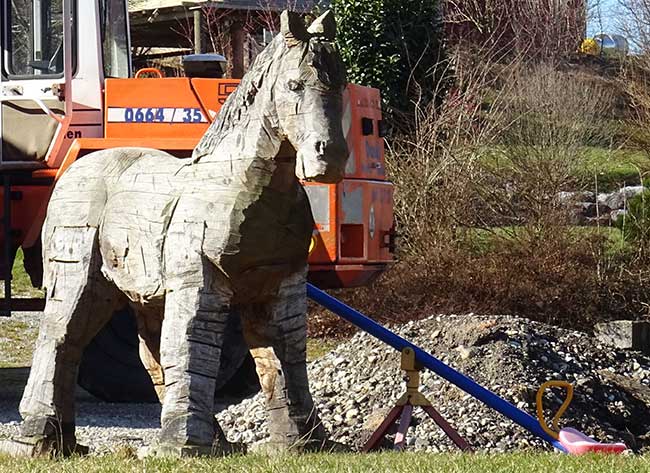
<box><xmin>242</xmin><ymin>267</ymin><xmax>326</xmax><ymax>451</ymax></box>
<box><xmin>133</xmin><ymin>304</ymin><xmax>166</xmax><ymax>401</ymax></box>
<box><xmin>156</xmin><ymin>260</ymin><xmax>233</xmax><ymax>456</ymax></box>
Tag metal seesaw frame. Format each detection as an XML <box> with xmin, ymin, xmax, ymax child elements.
<box><xmin>306</xmin><ymin>283</ymin><xmax>567</xmax><ymax>452</ymax></box>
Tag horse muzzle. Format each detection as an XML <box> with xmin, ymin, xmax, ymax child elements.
<box><xmin>296</xmin><ymin>141</ymin><xmax>347</xmax><ymax>183</ymax></box>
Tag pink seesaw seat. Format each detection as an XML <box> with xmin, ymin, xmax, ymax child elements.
<box><xmin>559</xmin><ymin>428</ymin><xmax>627</xmax><ymax>455</ymax></box>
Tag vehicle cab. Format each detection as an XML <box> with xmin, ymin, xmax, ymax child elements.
<box><xmin>1</xmin><ymin>0</ymin><xmax>129</xmax><ymax>170</ymax></box>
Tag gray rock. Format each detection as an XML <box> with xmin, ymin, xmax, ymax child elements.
<box><xmin>599</xmin><ymin>186</ymin><xmax>645</xmax><ymax>210</ymax></box>
<box><xmin>346</xmin><ymin>408</ymin><xmax>359</xmax><ymax>420</ymax></box>
<box><xmin>586</xmin><ymin>214</ymin><xmax>612</xmax><ymax>226</ymax></box>
<box><xmin>581</xmin><ymin>202</ymin><xmax>602</xmax><ymax>218</ymax></box>
<box><xmin>556</xmin><ymin>191</ymin><xmax>596</xmax><ymax>204</ymax></box>
<box><xmin>456</xmin><ymin>345</ymin><xmax>474</xmax><ymax>360</ymax></box>
<box><xmin>595</xmin><ymin>320</ymin><xmax>650</xmax><ymax>355</ymax></box>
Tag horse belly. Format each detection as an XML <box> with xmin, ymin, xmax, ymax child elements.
<box><xmin>99</xmin><ymin>233</ymin><xmax>165</xmax><ymax>303</ymax></box>
<box><xmin>98</xmin><ymin>152</ymin><xmax>189</xmax><ymax>301</ymax></box>
<box><xmin>99</xmin><ymin>195</ymin><xmax>172</xmax><ymax>303</ymax></box>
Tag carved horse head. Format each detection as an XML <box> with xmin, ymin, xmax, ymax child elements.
<box><xmin>274</xmin><ymin>10</ymin><xmax>348</xmax><ymax>183</ymax></box>
<box><xmin>193</xmin><ymin>11</ymin><xmax>348</xmax><ymax>185</ymax></box>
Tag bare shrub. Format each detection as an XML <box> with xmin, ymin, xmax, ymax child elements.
<box><xmin>393</xmin><ymin>58</ymin><xmax>616</xmax><ymax>252</ymax></box>
<box><xmin>615</xmin><ymin>0</ymin><xmax>650</xmax><ymax>52</ymax></box>
<box><xmin>387</xmin><ymin>45</ymin><xmax>513</xmax><ymax>258</ymax></box>
<box><xmin>481</xmin><ymin>64</ymin><xmax>616</xmax><ymax>226</ymax></box>
<box><xmin>615</xmin><ymin>55</ymin><xmax>650</xmax><ymax>251</ymax></box>
<box><xmin>308</xmin><ymin>51</ymin><xmax>647</xmax><ymax>338</ymax></box>
<box><xmin>444</xmin><ymin>0</ymin><xmax>587</xmax><ymax>59</ymax></box>
<box><xmin>620</xmin><ymin>54</ymin><xmax>650</xmax><ymax>153</ymax></box>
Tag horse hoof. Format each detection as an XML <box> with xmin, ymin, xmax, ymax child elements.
<box><xmin>0</xmin><ymin>436</ymin><xmax>88</xmax><ymax>457</ymax></box>
<box><xmin>248</xmin><ymin>440</ymin><xmax>288</xmax><ymax>456</ymax></box>
<box><xmin>69</xmin><ymin>442</ymin><xmax>89</xmax><ymax>456</ymax></box>
<box><xmin>140</xmin><ymin>440</ymin><xmax>245</xmax><ymax>458</ymax></box>
<box><xmin>0</xmin><ymin>438</ymin><xmax>42</xmax><ymax>457</ymax></box>
<box><xmin>249</xmin><ymin>438</ymin><xmax>349</xmax><ymax>455</ymax></box>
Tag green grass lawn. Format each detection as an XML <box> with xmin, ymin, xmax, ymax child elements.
<box><xmin>467</xmin><ymin>226</ymin><xmax>630</xmax><ymax>259</ymax></box>
<box><xmin>0</xmin><ymin>452</ymin><xmax>645</xmax><ymax>473</ymax></box>
<box><xmin>580</xmin><ymin>147</ymin><xmax>650</xmax><ymax>191</ymax></box>
<box><xmin>481</xmin><ymin>146</ymin><xmax>650</xmax><ymax>193</ymax></box>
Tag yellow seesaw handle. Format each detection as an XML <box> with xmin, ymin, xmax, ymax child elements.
<box><xmin>536</xmin><ymin>380</ymin><xmax>574</xmax><ymax>440</ymax></box>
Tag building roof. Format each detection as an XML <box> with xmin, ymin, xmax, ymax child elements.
<box><xmin>129</xmin><ymin>0</ymin><xmax>320</xmax><ymax>13</ymax></box>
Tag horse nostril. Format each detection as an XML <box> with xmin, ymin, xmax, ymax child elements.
<box><xmin>315</xmin><ymin>141</ymin><xmax>327</xmax><ymax>154</ymax></box>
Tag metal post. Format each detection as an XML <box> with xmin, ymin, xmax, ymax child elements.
<box><xmin>306</xmin><ymin>283</ymin><xmax>567</xmax><ymax>452</ymax></box>
<box><xmin>193</xmin><ymin>9</ymin><xmax>203</xmax><ymax>54</ymax></box>
<box><xmin>2</xmin><ymin>175</ymin><xmax>11</xmax><ymax>317</ymax></box>
<box><xmin>230</xmin><ymin>18</ymin><xmax>245</xmax><ymax>79</ymax></box>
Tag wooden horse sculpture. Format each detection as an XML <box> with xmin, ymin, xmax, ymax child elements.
<box><xmin>15</xmin><ymin>10</ymin><xmax>348</xmax><ymax>456</ymax></box>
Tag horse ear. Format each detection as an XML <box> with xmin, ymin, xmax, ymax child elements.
<box><xmin>281</xmin><ymin>10</ymin><xmax>311</xmax><ymax>46</ymax></box>
<box><xmin>307</xmin><ymin>10</ymin><xmax>336</xmax><ymax>41</ymax></box>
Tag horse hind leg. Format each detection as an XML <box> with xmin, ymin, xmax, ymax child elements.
<box><xmin>16</xmin><ymin>226</ymin><xmax>124</xmax><ymax>456</ymax></box>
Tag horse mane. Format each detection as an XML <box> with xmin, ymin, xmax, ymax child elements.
<box><xmin>191</xmin><ymin>34</ymin><xmax>295</xmax><ymax>162</ymax></box>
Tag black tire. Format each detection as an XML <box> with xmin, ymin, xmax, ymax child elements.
<box><xmin>78</xmin><ymin>306</ymin><xmax>158</xmax><ymax>402</ymax></box>
<box><xmin>78</xmin><ymin>307</ymin><xmax>260</xmax><ymax>404</ymax></box>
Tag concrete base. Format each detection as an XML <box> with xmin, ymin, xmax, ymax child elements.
<box><xmin>138</xmin><ymin>441</ymin><xmax>245</xmax><ymax>458</ymax></box>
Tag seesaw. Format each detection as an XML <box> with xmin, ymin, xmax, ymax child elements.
<box><xmin>307</xmin><ymin>283</ymin><xmax>627</xmax><ymax>454</ymax></box>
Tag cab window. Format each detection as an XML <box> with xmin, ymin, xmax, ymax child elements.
<box><xmin>2</xmin><ymin>0</ymin><xmax>77</xmax><ymax>78</ymax></box>
<box><xmin>100</xmin><ymin>0</ymin><xmax>131</xmax><ymax>78</ymax></box>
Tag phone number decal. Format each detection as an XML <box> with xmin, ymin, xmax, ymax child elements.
<box><xmin>107</xmin><ymin>107</ymin><xmax>209</xmax><ymax>124</ymax></box>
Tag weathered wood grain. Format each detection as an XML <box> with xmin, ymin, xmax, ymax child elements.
<box><xmin>12</xmin><ymin>10</ymin><xmax>347</xmax><ymax>457</ymax></box>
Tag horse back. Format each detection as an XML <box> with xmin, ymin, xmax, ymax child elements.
<box><xmin>43</xmin><ymin>148</ymin><xmax>180</xmax><ymax>301</ymax></box>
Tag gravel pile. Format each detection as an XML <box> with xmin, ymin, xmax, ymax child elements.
<box><xmin>218</xmin><ymin>314</ymin><xmax>650</xmax><ymax>453</ymax></box>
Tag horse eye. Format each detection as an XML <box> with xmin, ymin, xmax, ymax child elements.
<box><xmin>287</xmin><ymin>80</ymin><xmax>304</xmax><ymax>92</ymax></box>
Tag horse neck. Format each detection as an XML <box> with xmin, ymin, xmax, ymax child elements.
<box><xmin>189</xmin><ymin>100</ymin><xmax>283</xmax><ymax>192</ymax></box>
<box><xmin>191</xmin><ymin>35</ymin><xmax>288</xmax><ymax>183</ymax></box>
<box><xmin>196</xmin><ymin>87</ymin><xmax>282</xmax><ymax>160</ymax></box>
<box><xmin>213</xmin><ymin>113</ymin><xmax>278</xmax><ymax>161</ymax></box>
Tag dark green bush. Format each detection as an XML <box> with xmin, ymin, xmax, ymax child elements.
<box><xmin>616</xmin><ymin>189</ymin><xmax>650</xmax><ymax>245</ymax></box>
<box><xmin>328</xmin><ymin>0</ymin><xmax>444</xmax><ymax>112</ymax></box>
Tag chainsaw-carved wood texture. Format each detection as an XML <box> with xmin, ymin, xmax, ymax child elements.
<box><xmin>17</xmin><ymin>10</ymin><xmax>347</xmax><ymax>456</ymax></box>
